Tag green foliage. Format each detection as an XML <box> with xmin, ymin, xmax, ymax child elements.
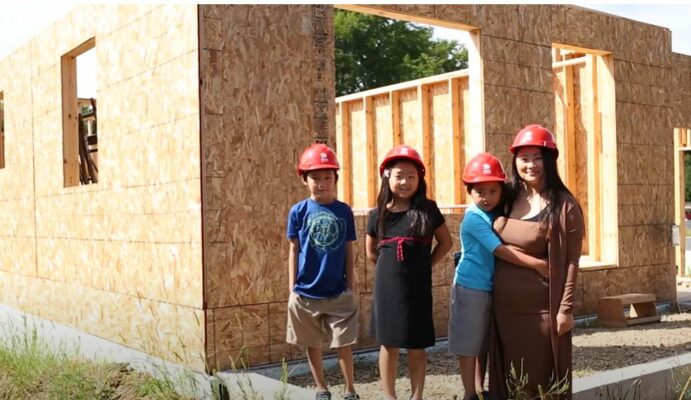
<box><xmin>0</xmin><ymin>320</ymin><xmax>192</xmax><ymax>399</ymax></box>
<box><xmin>335</xmin><ymin>10</ymin><xmax>468</xmax><ymax>96</ymax></box>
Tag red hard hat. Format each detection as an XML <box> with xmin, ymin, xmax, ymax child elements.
<box><xmin>297</xmin><ymin>143</ymin><xmax>339</xmax><ymax>175</ymax></box>
<box><xmin>510</xmin><ymin>124</ymin><xmax>559</xmax><ymax>157</ymax></box>
<box><xmin>463</xmin><ymin>153</ymin><xmax>507</xmax><ymax>184</ymax></box>
<box><xmin>379</xmin><ymin>145</ymin><xmax>426</xmax><ymax>177</ymax></box>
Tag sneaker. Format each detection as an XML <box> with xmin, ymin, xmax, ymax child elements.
<box><xmin>343</xmin><ymin>393</ymin><xmax>360</xmax><ymax>400</ymax></box>
<box><xmin>316</xmin><ymin>391</ymin><xmax>332</xmax><ymax>400</ymax></box>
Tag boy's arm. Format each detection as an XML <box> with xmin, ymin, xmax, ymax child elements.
<box><xmin>345</xmin><ymin>241</ymin><xmax>355</xmax><ymax>291</ymax></box>
<box><xmin>365</xmin><ymin>234</ymin><xmax>378</xmax><ymax>263</ymax></box>
<box><xmin>288</xmin><ymin>239</ymin><xmax>299</xmax><ymax>293</ymax></box>
<box><xmin>493</xmin><ymin>245</ymin><xmax>548</xmax><ymax>277</ymax></box>
<box><xmin>431</xmin><ymin>223</ymin><xmax>453</xmax><ymax>267</ymax></box>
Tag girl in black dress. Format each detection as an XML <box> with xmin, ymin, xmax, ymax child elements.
<box><xmin>366</xmin><ymin>145</ymin><xmax>452</xmax><ymax>400</ymax></box>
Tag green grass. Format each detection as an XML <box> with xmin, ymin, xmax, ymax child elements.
<box><xmin>0</xmin><ymin>322</ymin><xmax>194</xmax><ymax>400</ymax></box>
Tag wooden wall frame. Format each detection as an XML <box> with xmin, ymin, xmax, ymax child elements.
<box><xmin>553</xmin><ymin>43</ymin><xmax>618</xmax><ymax>266</ymax></box>
<box><xmin>61</xmin><ymin>38</ymin><xmax>95</xmax><ymax>187</ymax></box>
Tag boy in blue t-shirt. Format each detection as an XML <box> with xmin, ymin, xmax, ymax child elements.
<box><xmin>286</xmin><ymin>143</ymin><xmax>359</xmax><ymax>400</ymax></box>
<box><xmin>449</xmin><ymin>153</ymin><xmax>547</xmax><ymax>400</ymax></box>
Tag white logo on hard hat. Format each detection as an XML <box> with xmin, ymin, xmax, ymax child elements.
<box><xmin>320</xmin><ymin>152</ymin><xmax>328</xmax><ymax>162</ymax></box>
<box><xmin>482</xmin><ymin>163</ymin><xmax>492</xmax><ymax>175</ymax></box>
<box><xmin>401</xmin><ymin>148</ymin><xmax>409</xmax><ymax>155</ymax></box>
<box><xmin>522</xmin><ymin>131</ymin><xmax>533</xmax><ymax>143</ymax></box>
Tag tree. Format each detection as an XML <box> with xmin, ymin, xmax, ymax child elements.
<box><xmin>335</xmin><ymin>10</ymin><xmax>468</xmax><ymax>96</ymax></box>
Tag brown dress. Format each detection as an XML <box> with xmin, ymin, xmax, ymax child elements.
<box><xmin>489</xmin><ymin>192</ymin><xmax>585</xmax><ymax>400</ymax></box>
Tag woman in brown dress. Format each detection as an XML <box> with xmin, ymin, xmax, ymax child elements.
<box><xmin>489</xmin><ymin>125</ymin><xmax>585</xmax><ymax>400</ymax></box>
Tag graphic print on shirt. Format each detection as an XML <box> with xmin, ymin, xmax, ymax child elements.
<box><xmin>306</xmin><ymin>211</ymin><xmax>346</xmax><ymax>253</ymax></box>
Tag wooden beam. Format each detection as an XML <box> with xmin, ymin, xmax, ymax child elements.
<box><xmin>587</xmin><ymin>55</ymin><xmax>601</xmax><ymax>261</ymax></box>
<box><xmin>61</xmin><ymin>53</ymin><xmax>80</xmax><ymax>187</ymax></box>
<box><xmin>674</xmin><ymin>128</ymin><xmax>686</xmax><ymax>276</ymax></box>
<box><xmin>391</xmin><ymin>91</ymin><xmax>402</xmax><ymax>146</ymax></box>
<box><xmin>335</xmin><ymin>5</ymin><xmax>478</xmax><ymax>32</ymax></box>
<box><xmin>61</xmin><ymin>37</ymin><xmax>96</xmax><ymax>187</ymax></box>
<box><xmin>364</xmin><ymin>96</ymin><xmax>377</xmax><ymax>208</ymax></box>
<box><xmin>552</xmin><ymin>42</ymin><xmax>610</xmax><ymax>56</ymax></box>
<box><xmin>552</xmin><ymin>47</ymin><xmax>562</xmax><ymax>63</ymax></box>
<box><xmin>337</xmin><ymin>70</ymin><xmax>469</xmax><ymax>102</ymax></box>
<box><xmin>564</xmin><ymin>66</ymin><xmax>576</xmax><ymax>190</ymax></box>
<box><xmin>552</xmin><ymin>55</ymin><xmax>589</xmax><ymax>70</ymax></box>
<box><xmin>450</xmin><ymin>78</ymin><xmax>464</xmax><ymax>207</ymax></box>
<box><xmin>340</xmin><ymin>102</ymin><xmax>353</xmax><ymax>205</ymax></box>
<box><xmin>420</xmin><ymin>84</ymin><xmax>434</xmax><ymax>199</ymax></box>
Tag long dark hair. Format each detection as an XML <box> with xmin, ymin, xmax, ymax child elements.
<box><xmin>376</xmin><ymin>161</ymin><xmax>431</xmax><ymax>238</ymax></box>
<box><xmin>508</xmin><ymin>148</ymin><xmax>573</xmax><ymax>231</ymax></box>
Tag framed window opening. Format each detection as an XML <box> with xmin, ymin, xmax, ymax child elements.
<box><xmin>61</xmin><ymin>38</ymin><xmax>98</xmax><ymax>187</ymax></box>
<box><xmin>552</xmin><ymin>43</ymin><xmax>618</xmax><ymax>266</ymax></box>
<box><xmin>334</xmin><ymin>6</ymin><xmax>483</xmax><ymax>213</ymax></box>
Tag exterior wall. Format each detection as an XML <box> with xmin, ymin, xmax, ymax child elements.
<box><xmin>199</xmin><ymin>5</ymin><xmax>336</xmax><ymax>370</ymax></box>
<box><xmin>0</xmin><ymin>5</ymin><xmax>205</xmax><ymax>369</ymax></box>
<box><xmin>671</xmin><ymin>53</ymin><xmax>691</xmax><ymax>128</ymax></box>
<box><xmin>349</xmin><ymin>5</ymin><xmax>678</xmax><ymax>320</ymax></box>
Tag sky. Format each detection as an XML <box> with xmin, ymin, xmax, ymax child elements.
<box><xmin>1</xmin><ymin>3</ymin><xmax>690</xmax><ymax>97</ymax></box>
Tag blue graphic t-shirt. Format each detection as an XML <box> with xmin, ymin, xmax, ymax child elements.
<box><xmin>454</xmin><ymin>205</ymin><xmax>502</xmax><ymax>291</ymax></box>
<box><xmin>287</xmin><ymin>198</ymin><xmax>356</xmax><ymax>298</ymax></box>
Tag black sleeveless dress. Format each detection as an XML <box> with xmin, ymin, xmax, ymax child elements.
<box><xmin>366</xmin><ymin>201</ymin><xmax>445</xmax><ymax>349</ymax></box>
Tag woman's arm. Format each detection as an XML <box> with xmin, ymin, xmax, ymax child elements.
<box><xmin>431</xmin><ymin>223</ymin><xmax>453</xmax><ymax>267</ymax></box>
<box><xmin>494</xmin><ymin>245</ymin><xmax>548</xmax><ymax>277</ymax></box>
<box><xmin>556</xmin><ymin>201</ymin><xmax>585</xmax><ymax>335</ymax></box>
<box><xmin>365</xmin><ymin>234</ymin><xmax>379</xmax><ymax>263</ymax></box>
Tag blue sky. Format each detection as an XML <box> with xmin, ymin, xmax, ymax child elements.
<box><xmin>1</xmin><ymin>4</ymin><xmax>690</xmax><ymax>61</ymax></box>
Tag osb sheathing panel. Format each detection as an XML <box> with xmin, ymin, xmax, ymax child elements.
<box><xmin>0</xmin><ymin>4</ymin><xmax>204</xmax><ymax>369</ymax></box>
<box><xmin>0</xmin><ymin>270</ymin><xmax>206</xmax><ymax>369</ymax></box>
<box><xmin>0</xmin><ymin>45</ymin><xmax>38</xmax><ymax>280</ymax></box>
<box><xmin>670</xmin><ymin>53</ymin><xmax>691</xmax><ymax>127</ymax></box>
<box><xmin>577</xmin><ymin>264</ymin><xmax>676</xmax><ymax>314</ymax></box>
<box><xmin>200</xmin><ymin>5</ymin><xmax>336</xmax><ymax>309</ymax></box>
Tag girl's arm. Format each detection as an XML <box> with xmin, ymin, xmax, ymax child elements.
<box><xmin>365</xmin><ymin>234</ymin><xmax>379</xmax><ymax>263</ymax></box>
<box><xmin>288</xmin><ymin>239</ymin><xmax>299</xmax><ymax>293</ymax></box>
<box><xmin>494</xmin><ymin>245</ymin><xmax>548</xmax><ymax>277</ymax></box>
<box><xmin>345</xmin><ymin>241</ymin><xmax>355</xmax><ymax>291</ymax></box>
<box><xmin>431</xmin><ymin>223</ymin><xmax>452</xmax><ymax>267</ymax></box>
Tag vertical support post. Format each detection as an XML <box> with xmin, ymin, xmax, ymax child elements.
<box><xmin>450</xmin><ymin>78</ymin><xmax>465</xmax><ymax>206</ymax></box>
<box><xmin>419</xmin><ymin>84</ymin><xmax>434</xmax><ymax>199</ymax></box>
<box><xmin>675</xmin><ymin>128</ymin><xmax>687</xmax><ymax>276</ymax></box>
<box><xmin>390</xmin><ymin>91</ymin><xmax>402</xmax><ymax>147</ymax></box>
<box><xmin>61</xmin><ymin>54</ymin><xmax>80</xmax><ymax>187</ymax></box>
<box><xmin>340</xmin><ymin>102</ymin><xmax>352</xmax><ymax>205</ymax></box>
<box><xmin>365</xmin><ymin>96</ymin><xmax>377</xmax><ymax>208</ymax></box>
<box><xmin>587</xmin><ymin>55</ymin><xmax>602</xmax><ymax>261</ymax></box>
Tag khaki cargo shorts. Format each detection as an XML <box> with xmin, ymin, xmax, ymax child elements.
<box><xmin>286</xmin><ymin>290</ymin><xmax>359</xmax><ymax>349</ymax></box>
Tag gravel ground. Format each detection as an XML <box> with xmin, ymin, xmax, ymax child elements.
<box><xmin>287</xmin><ymin>312</ymin><xmax>691</xmax><ymax>399</ymax></box>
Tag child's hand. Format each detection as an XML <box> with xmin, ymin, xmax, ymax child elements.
<box><xmin>535</xmin><ymin>259</ymin><xmax>549</xmax><ymax>278</ymax></box>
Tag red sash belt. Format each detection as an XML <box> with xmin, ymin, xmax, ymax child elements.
<box><xmin>378</xmin><ymin>236</ymin><xmax>432</xmax><ymax>262</ymax></box>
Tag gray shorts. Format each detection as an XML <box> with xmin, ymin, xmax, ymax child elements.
<box><xmin>448</xmin><ymin>283</ymin><xmax>491</xmax><ymax>356</ymax></box>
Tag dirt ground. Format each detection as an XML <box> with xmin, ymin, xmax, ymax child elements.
<box><xmin>288</xmin><ymin>311</ymin><xmax>691</xmax><ymax>399</ymax></box>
